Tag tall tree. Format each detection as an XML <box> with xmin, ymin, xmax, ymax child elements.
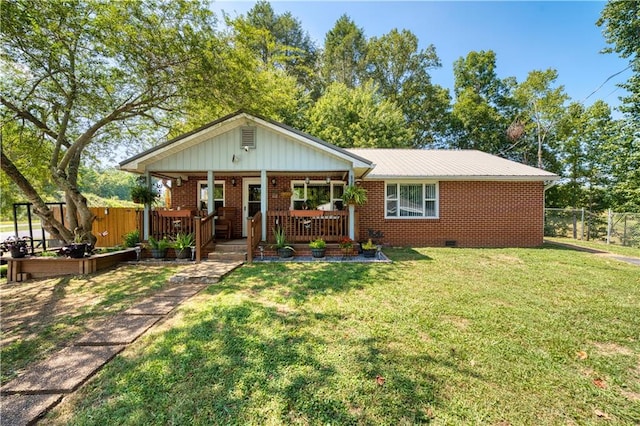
<box><xmin>305</xmin><ymin>81</ymin><xmax>412</xmax><ymax>148</ymax></box>
<box><xmin>321</xmin><ymin>15</ymin><xmax>367</xmax><ymax>88</ymax></box>
<box><xmin>555</xmin><ymin>100</ymin><xmax>613</xmax><ymax>210</ymax></box>
<box><xmin>230</xmin><ymin>1</ymin><xmax>318</xmax><ymax>94</ymax></box>
<box><xmin>365</xmin><ymin>29</ymin><xmax>450</xmax><ymax>148</ymax></box>
<box><xmin>513</xmin><ymin>69</ymin><xmax>568</xmax><ymax>169</ymax></box>
<box><xmin>599</xmin><ymin>118</ymin><xmax>640</xmax><ymax>211</ymax></box>
<box><xmin>597</xmin><ymin>1</ymin><xmax>640</xmax><ymax>120</ymax></box>
<box><xmin>1</xmin><ymin>0</ymin><xmax>220</xmax><ymax>244</ymax></box>
<box><xmin>450</xmin><ymin>50</ymin><xmax>517</xmax><ymax>154</ymax></box>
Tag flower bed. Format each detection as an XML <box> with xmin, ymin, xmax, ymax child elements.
<box><xmin>6</xmin><ymin>248</ymin><xmax>138</xmax><ymax>282</ymax></box>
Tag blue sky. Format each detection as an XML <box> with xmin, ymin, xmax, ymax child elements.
<box><xmin>213</xmin><ymin>1</ymin><xmax>631</xmax><ymax>112</ymax></box>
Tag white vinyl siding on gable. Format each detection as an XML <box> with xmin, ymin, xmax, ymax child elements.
<box><xmin>385</xmin><ymin>182</ymin><xmax>438</xmax><ymax>219</ymax></box>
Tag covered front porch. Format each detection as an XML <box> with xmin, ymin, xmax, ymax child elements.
<box><xmin>144</xmin><ymin>173</ymin><xmax>359</xmax><ymax>262</ymax></box>
<box><xmin>118</xmin><ymin>111</ymin><xmax>373</xmax><ymax>261</ymax></box>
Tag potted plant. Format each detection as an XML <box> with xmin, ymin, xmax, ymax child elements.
<box><xmin>173</xmin><ymin>232</ymin><xmax>194</xmax><ymax>259</ymax></box>
<box><xmin>62</xmin><ymin>228</ymin><xmax>88</xmax><ymax>258</ymax></box>
<box><xmin>122</xmin><ymin>229</ymin><xmax>141</xmax><ymax>248</ymax></box>
<box><xmin>309</xmin><ymin>238</ymin><xmax>326</xmax><ymax>258</ymax></box>
<box><xmin>148</xmin><ymin>235</ymin><xmax>171</xmax><ymax>259</ymax></box>
<box><xmin>0</xmin><ymin>236</ymin><xmax>31</xmax><ymax>258</ymax></box>
<box><xmin>342</xmin><ymin>185</ymin><xmax>368</xmax><ymax>207</ymax></box>
<box><xmin>130</xmin><ymin>185</ymin><xmax>159</xmax><ymax>205</ymax></box>
<box><xmin>338</xmin><ymin>236</ymin><xmax>354</xmax><ymax>257</ymax></box>
<box><xmin>361</xmin><ymin>238</ymin><xmax>377</xmax><ymax>258</ymax></box>
<box><xmin>273</xmin><ymin>226</ymin><xmax>294</xmax><ymax>258</ymax></box>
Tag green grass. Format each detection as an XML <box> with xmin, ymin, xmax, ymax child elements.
<box><xmin>1</xmin><ymin>264</ymin><xmax>181</xmax><ymax>385</ymax></box>
<box><xmin>546</xmin><ymin>236</ymin><xmax>640</xmax><ymax>257</ymax></box>
<box><xmin>44</xmin><ymin>246</ymin><xmax>640</xmax><ymax>425</ymax></box>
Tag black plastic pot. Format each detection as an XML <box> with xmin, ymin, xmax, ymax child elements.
<box><xmin>10</xmin><ymin>247</ymin><xmax>27</xmax><ymax>258</ymax></box>
<box><xmin>175</xmin><ymin>247</ymin><xmax>191</xmax><ymax>259</ymax></box>
<box><xmin>150</xmin><ymin>248</ymin><xmax>167</xmax><ymax>259</ymax></box>
<box><xmin>67</xmin><ymin>243</ymin><xmax>87</xmax><ymax>259</ymax></box>
<box><xmin>362</xmin><ymin>248</ymin><xmax>376</xmax><ymax>258</ymax></box>
<box><xmin>311</xmin><ymin>248</ymin><xmax>326</xmax><ymax>258</ymax></box>
<box><xmin>277</xmin><ymin>248</ymin><xmax>294</xmax><ymax>258</ymax></box>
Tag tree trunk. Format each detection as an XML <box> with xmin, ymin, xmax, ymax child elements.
<box><xmin>51</xmin><ymin>160</ymin><xmax>97</xmax><ymax>246</ymax></box>
<box><xmin>1</xmin><ymin>150</ymin><xmax>73</xmax><ymax>242</ymax></box>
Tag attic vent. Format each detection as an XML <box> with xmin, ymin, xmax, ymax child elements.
<box><xmin>241</xmin><ymin>127</ymin><xmax>256</xmax><ymax>150</ymax></box>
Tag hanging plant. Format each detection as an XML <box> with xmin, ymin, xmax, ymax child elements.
<box><xmin>130</xmin><ymin>185</ymin><xmax>159</xmax><ymax>205</ymax></box>
<box><xmin>342</xmin><ymin>185</ymin><xmax>368</xmax><ymax>206</ymax></box>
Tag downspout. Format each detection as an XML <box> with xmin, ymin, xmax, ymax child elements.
<box><xmin>542</xmin><ymin>179</ymin><xmax>558</xmax><ymax>242</ymax></box>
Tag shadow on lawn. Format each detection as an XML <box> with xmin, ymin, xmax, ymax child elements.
<box><xmin>54</xmin><ymin>262</ymin><xmax>486</xmax><ymax>424</ymax></box>
<box><xmin>64</xmin><ymin>301</ymin><xmax>445</xmax><ymax>424</ymax></box>
<box><xmin>1</xmin><ymin>266</ymin><xmax>174</xmax><ymax>385</ymax></box>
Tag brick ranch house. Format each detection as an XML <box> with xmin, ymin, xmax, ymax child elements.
<box><xmin>119</xmin><ymin>111</ymin><xmax>558</xmax><ymax>259</ymax></box>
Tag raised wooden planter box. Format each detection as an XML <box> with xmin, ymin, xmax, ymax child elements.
<box><xmin>6</xmin><ymin>248</ymin><xmax>138</xmax><ymax>283</ymax></box>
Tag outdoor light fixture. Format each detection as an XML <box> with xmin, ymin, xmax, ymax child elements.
<box><xmin>232</xmin><ymin>154</ymin><xmax>239</xmax><ymax>163</ymax></box>
<box><xmin>176</xmin><ymin>177</ymin><xmax>182</xmax><ymax>187</ymax></box>
<box><xmin>104</xmin><ymin>207</ymin><xmax>109</xmax><ymax>215</ymax></box>
<box><xmin>271</xmin><ymin>178</ymin><xmax>277</xmax><ymax>187</ymax></box>
<box><xmin>231</xmin><ymin>177</ymin><xmax>237</xmax><ymax>186</ymax></box>
<box><xmin>326</xmin><ymin>177</ymin><xmax>331</xmax><ymax>184</ymax></box>
<box><xmin>305</xmin><ymin>177</ymin><xmax>310</xmax><ymax>184</ymax></box>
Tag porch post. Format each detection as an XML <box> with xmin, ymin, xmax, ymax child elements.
<box><xmin>260</xmin><ymin>170</ymin><xmax>267</xmax><ymax>241</ymax></box>
<box><xmin>143</xmin><ymin>171</ymin><xmax>151</xmax><ymax>240</ymax></box>
<box><xmin>348</xmin><ymin>169</ymin><xmax>355</xmax><ymax>240</ymax></box>
<box><xmin>207</xmin><ymin>171</ymin><xmax>215</xmax><ymax>240</ymax></box>
<box><xmin>207</xmin><ymin>171</ymin><xmax>215</xmax><ymax>215</ymax></box>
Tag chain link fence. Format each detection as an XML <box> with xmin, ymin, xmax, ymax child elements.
<box><xmin>544</xmin><ymin>208</ymin><xmax>640</xmax><ymax>248</ymax></box>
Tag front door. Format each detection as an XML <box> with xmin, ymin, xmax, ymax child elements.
<box><xmin>242</xmin><ymin>178</ymin><xmax>262</xmax><ymax>236</ymax></box>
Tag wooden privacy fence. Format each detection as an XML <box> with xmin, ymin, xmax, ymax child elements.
<box><xmin>92</xmin><ymin>207</ymin><xmax>141</xmax><ymax>247</ymax></box>
<box><xmin>50</xmin><ymin>207</ymin><xmax>141</xmax><ymax>247</ymax></box>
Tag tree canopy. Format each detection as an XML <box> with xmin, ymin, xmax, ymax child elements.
<box><xmin>1</xmin><ymin>0</ymin><xmax>222</xmax><ymax>242</ymax></box>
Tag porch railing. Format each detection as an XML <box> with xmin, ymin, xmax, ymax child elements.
<box><xmin>150</xmin><ymin>210</ymin><xmax>206</xmax><ymax>240</ymax></box>
<box><xmin>266</xmin><ymin>210</ymin><xmax>348</xmax><ymax>243</ymax></box>
<box><xmin>246</xmin><ymin>211</ymin><xmax>262</xmax><ymax>264</ymax></box>
<box><xmin>194</xmin><ymin>212</ymin><xmax>215</xmax><ymax>263</ymax></box>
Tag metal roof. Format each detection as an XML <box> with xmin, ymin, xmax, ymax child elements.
<box><xmin>348</xmin><ymin>149</ymin><xmax>559</xmax><ymax>181</ymax></box>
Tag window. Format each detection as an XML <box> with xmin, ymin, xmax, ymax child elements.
<box><xmin>198</xmin><ymin>180</ymin><xmax>225</xmax><ymax>211</ymax></box>
<box><xmin>386</xmin><ymin>182</ymin><xmax>438</xmax><ymax>218</ymax></box>
<box><xmin>292</xmin><ymin>181</ymin><xmax>345</xmax><ymax>210</ymax></box>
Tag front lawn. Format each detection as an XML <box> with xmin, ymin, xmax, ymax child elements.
<box><xmin>45</xmin><ymin>245</ymin><xmax>640</xmax><ymax>425</ymax></box>
<box><xmin>1</xmin><ymin>264</ymin><xmax>181</xmax><ymax>385</ymax></box>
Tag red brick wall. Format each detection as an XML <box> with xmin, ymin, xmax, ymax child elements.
<box><xmin>358</xmin><ymin>180</ymin><xmax>545</xmax><ymax>247</ymax></box>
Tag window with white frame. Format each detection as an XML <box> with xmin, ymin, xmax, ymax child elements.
<box><xmin>198</xmin><ymin>180</ymin><xmax>225</xmax><ymax>211</ymax></box>
<box><xmin>386</xmin><ymin>182</ymin><xmax>438</xmax><ymax>218</ymax></box>
<box><xmin>292</xmin><ymin>181</ymin><xmax>345</xmax><ymax>210</ymax></box>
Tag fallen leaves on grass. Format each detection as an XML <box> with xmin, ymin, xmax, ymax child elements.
<box><xmin>593</xmin><ymin>378</ymin><xmax>607</xmax><ymax>389</ymax></box>
<box><xmin>375</xmin><ymin>375</ymin><xmax>385</xmax><ymax>386</ymax></box>
<box><xmin>576</xmin><ymin>350</ymin><xmax>588</xmax><ymax>360</ymax></box>
<box><xmin>594</xmin><ymin>409</ymin><xmax>611</xmax><ymax>419</ymax></box>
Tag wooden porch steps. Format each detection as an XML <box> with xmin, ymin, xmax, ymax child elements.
<box><xmin>207</xmin><ymin>239</ymin><xmax>247</xmax><ymax>262</ymax></box>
